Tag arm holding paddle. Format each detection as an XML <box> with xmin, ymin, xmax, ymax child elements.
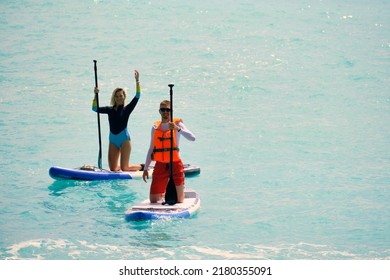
<box><xmin>91</xmin><ymin>87</ymin><xmax>110</xmax><ymax>113</ymax></box>
<box><xmin>92</xmin><ymin>87</ymin><xmax>99</xmax><ymax>111</ymax></box>
<box><xmin>142</xmin><ymin>127</ymin><xmax>154</xmax><ymax>182</ymax></box>
<box><xmin>173</xmin><ymin>121</ymin><xmax>196</xmax><ymax>141</ymax></box>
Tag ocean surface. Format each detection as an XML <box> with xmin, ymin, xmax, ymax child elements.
<box><xmin>1</xmin><ymin>0</ymin><xmax>389</xmax><ymax>260</ymax></box>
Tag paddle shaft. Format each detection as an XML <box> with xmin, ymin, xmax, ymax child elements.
<box><xmin>94</xmin><ymin>60</ymin><xmax>103</xmax><ymax>169</ymax></box>
<box><xmin>168</xmin><ymin>84</ymin><xmax>174</xmax><ymax>178</ymax></box>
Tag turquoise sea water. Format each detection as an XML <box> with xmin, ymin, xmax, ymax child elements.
<box><xmin>1</xmin><ymin>0</ymin><xmax>389</xmax><ymax>260</ymax></box>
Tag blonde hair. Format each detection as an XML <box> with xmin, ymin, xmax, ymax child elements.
<box><xmin>160</xmin><ymin>100</ymin><xmax>170</xmax><ymax>107</ymax></box>
<box><xmin>110</xmin><ymin>88</ymin><xmax>126</xmax><ymax>106</ymax></box>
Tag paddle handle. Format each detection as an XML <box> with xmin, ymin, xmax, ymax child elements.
<box><xmin>93</xmin><ymin>60</ymin><xmax>98</xmax><ymax>87</ymax></box>
<box><xmin>168</xmin><ymin>84</ymin><xmax>174</xmax><ymax>122</ymax></box>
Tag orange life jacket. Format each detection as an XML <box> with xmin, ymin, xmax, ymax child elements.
<box><xmin>152</xmin><ymin>118</ymin><xmax>182</xmax><ymax>163</ymax></box>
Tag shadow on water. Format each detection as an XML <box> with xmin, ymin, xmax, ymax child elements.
<box><xmin>123</xmin><ymin>217</ymin><xmax>196</xmax><ymax>252</ymax></box>
<box><xmin>47</xmin><ymin>179</ymin><xmax>102</xmax><ymax>196</ymax></box>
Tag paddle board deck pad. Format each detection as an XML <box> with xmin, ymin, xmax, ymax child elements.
<box><xmin>49</xmin><ymin>164</ymin><xmax>200</xmax><ymax>181</ymax></box>
<box><xmin>125</xmin><ymin>189</ymin><xmax>200</xmax><ymax>221</ymax></box>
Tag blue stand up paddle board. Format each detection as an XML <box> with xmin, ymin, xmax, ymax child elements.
<box><xmin>49</xmin><ymin>164</ymin><xmax>200</xmax><ymax>181</ymax></box>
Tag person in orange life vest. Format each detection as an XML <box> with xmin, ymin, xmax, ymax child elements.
<box><xmin>142</xmin><ymin>100</ymin><xmax>196</xmax><ymax>203</ymax></box>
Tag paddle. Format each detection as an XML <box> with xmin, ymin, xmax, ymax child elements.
<box><xmin>93</xmin><ymin>60</ymin><xmax>103</xmax><ymax>169</ymax></box>
<box><xmin>163</xmin><ymin>84</ymin><xmax>178</xmax><ymax>205</ymax></box>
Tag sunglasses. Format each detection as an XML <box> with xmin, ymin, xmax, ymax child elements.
<box><xmin>159</xmin><ymin>108</ymin><xmax>171</xmax><ymax>112</ymax></box>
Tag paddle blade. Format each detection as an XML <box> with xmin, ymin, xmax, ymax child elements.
<box><xmin>164</xmin><ymin>176</ymin><xmax>178</xmax><ymax>205</ymax></box>
<box><xmin>98</xmin><ymin>153</ymin><xmax>102</xmax><ymax>170</ymax></box>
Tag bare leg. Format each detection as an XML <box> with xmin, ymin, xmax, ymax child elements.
<box><xmin>120</xmin><ymin>140</ymin><xmax>141</xmax><ymax>171</ymax></box>
<box><xmin>176</xmin><ymin>185</ymin><xmax>185</xmax><ymax>203</ymax></box>
<box><xmin>149</xmin><ymin>193</ymin><xmax>164</xmax><ymax>203</ymax></box>
<box><xmin>108</xmin><ymin>143</ymin><xmax>121</xmax><ymax>171</ymax></box>
<box><xmin>149</xmin><ymin>186</ymin><xmax>184</xmax><ymax>204</ymax></box>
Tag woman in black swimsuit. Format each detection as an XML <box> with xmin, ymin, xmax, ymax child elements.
<box><xmin>92</xmin><ymin>70</ymin><xmax>142</xmax><ymax>171</ymax></box>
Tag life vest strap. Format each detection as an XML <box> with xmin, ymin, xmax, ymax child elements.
<box><xmin>153</xmin><ymin>147</ymin><xmax>180</xmax><ymax>153</ymax></box>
